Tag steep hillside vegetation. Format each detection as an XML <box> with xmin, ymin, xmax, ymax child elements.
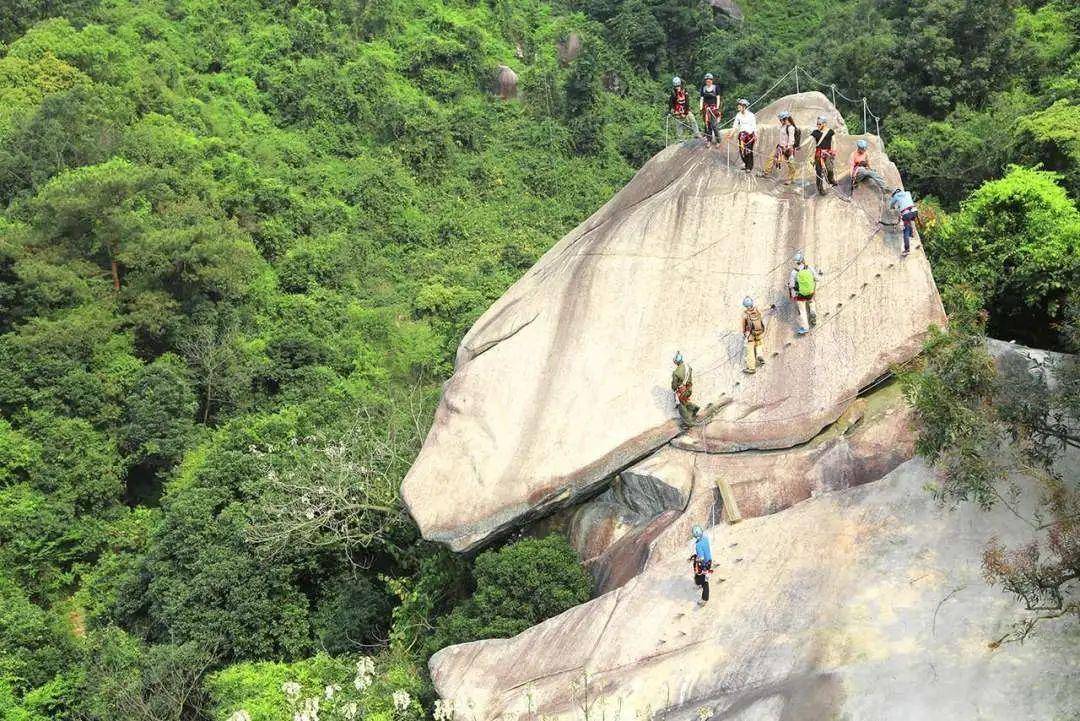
<box><xmin>0</xmin><ymin>0</ymin><xmax>1078</xmax><ymax>719</ymax></box>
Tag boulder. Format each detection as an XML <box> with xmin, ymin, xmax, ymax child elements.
<box><xmin>493</xmin><ymin>65</ymin><xmax>518</xmax><ymax>100</ymax></box>
<box><xmin>401</xmin><ymin>92</ymin><xmax>945</xmax><ymax>552</ymax></box>
<box><xmin>556</xmin><ymin>32</ymin><xmax>582</xmax><ymax>65</ymax></box>
<box><xmin>578</xmin><ymin>381</ymin><xmax>913</xmax><ymax>593</ymax></box>
<box><xmin>429</xmin><ymin>457</ymin><xmax>1080</xmax><ymax>719</ymax></box>
<box><xmin>709</xmin><ymin>0</ymin><xmax>743</xmax><ymax>21</ymax></box>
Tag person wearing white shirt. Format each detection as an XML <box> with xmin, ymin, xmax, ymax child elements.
<box><xmin>731</xmin><ymin>98</ymin><xmax>757</xmax><ymax>171</ymax></box>
<box><xmin>762</xmin><ymin>110</ymin><xmax>798</xmax><ymax>183</ymax></box>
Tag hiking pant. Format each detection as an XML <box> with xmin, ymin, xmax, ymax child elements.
<box><xmin>744</xmin><ymin>336</ymin><xmax>765</xmax><ymax>371</ymax></box>
<box><xmin>703</xmin><ymin>108</ymin><xmax>721</xmax><ymax>143</ymax></box>
<box><xmin>738</xmin><ymin>132</ymin><xmax>756</xmax><ymax>170</ymax></box>
<box><xmin>673</xmin><ymin>112</ymin><xmax>699</xmax><ymax>140</ymax></box>
<box><xmin>852</xmin><ymin>166</ymin><xmax>887</xmax><ymax>193</ymax></box>
<box><xmin>766</xmin><ymin>146</ymin><xmax>796</xmax><ymax>181</ymax></box>
<box><xmin>677</xmin><ymin>399</ymin><xmax>700</xmax><ymax>425</ymax></box>
<box><xmin>694</xmin><ymin>572</ymin><xmax>710</xmax><ymax>601</ymax></box>
<box><xmin>795</xmin><ymin>296</ymin><xmax>814</xmax><ymax>331</ymax></box>
<box><xmin>901</xmin><ymin>209</ymin><xmax>919</xmax><ymax>252</ymax></box>
<box><xmin>815</xmin><ymin>154</ymin><xmax>836</xmax><ymax>194</ymax></box>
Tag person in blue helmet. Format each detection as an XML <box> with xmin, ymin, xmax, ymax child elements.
<box><xmin>888</xmin><ymin>187</ymin><xmax>919</xmax><ymax>256</ymax></box>
<box><xmin>671</xmin><ymin>351</ymin><xmax>700</xmax><ymax>426</ymax></box>
<box><xmin>689</xmin><ymin>525</ymin><xmax>713</xmax><ymax>605</ymax></box>
<box><xmin>849</xmin><ymin>138</ymin><xmax>888</xmax><ymax>194</ymax></box>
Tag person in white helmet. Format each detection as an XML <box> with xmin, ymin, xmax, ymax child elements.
<box><xmin>810</xmin><ymin>116</ymin><xmax>838</xmax><ymax>195</ymax></box>
<box><xmin>741</xmin><ymin>297</ymin><xmax>767</xmax><ymax>373</ymax></box>
<box><xmin>849</xmin><ymin>139</ymin><xmax>887</xmax><ymax>194</ymax></box>
<box><xmin>787</xmin><ymin>251</ymin><xmax>820</xmax><ymax>335</ymax></box>
<box><xmin>731</xmin><ymin>98</ymin><xmax>757</xmax><ymax>171</ymax></box>
<box><xmin>671</xmin><ymin>351</ymin><xmax>700</xmax><ymax>426</ymax></box>
<box><xmin>668</xmin><ymin>76</ymin><xmax>700</xmax><ymax>140</ymax></box>
<box><xmin>762</xmin><ymin>110</ymin><xmax>799</xmax><ymax>183</ymax></box>
<box><xmin>699</xmin><ymin>73</ymin><xmax>722</xmax><ymax>144</ymax></box>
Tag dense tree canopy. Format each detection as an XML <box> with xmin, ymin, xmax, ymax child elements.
<box><xmin>0</xmin><ymin>0</ymin><xmax>1078</xmax><ymax>718</ymax></box>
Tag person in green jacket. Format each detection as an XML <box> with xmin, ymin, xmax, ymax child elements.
<box><xmin>671</xmin><ymin>352</ymin><xmax>700</xmax><ymax>426</ymax></box>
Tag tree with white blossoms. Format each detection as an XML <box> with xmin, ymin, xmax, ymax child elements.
<box><xmin>392</xmin><ymin>689</ymin><xmax>412</xmax><ymax>712</ymax></box>
<box><xmin>245</xmin><ymin>402</ymin><xmax>426</xmax><ymax>564</ymax></box>
<box><xmin>433</xmin><ymin>699</ymin><xmax>456</xmax><ymax>721</ymax></box>
<box><xmin>227</xmin><ymin>712</ymin><xmax>252</xmax><ymax>721</ymax></box>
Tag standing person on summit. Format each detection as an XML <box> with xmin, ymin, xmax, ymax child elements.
<box><xmin>849</xmin><ymin>139</ymin><xmax>888</xmax><ymax>194</ymax></box>
<box><xmin>671</xmin><ymin>352</ymin><xmax>700</xmax><ymax>426</ymax></box>
<box><xmin>669</xmin><ymin>76</ymin><xmax>699</xmax><ymax>140</ymax></box>
<box><xmin>810</xmin><ymin>116</ymin><xmax>838</xmax><ymax>196</ymax></box>
<box><xmin>731</xmin><ymin>98</ymin><xmax>757</xmax><ymax>171</ymax></box>
<box><xmin>689</xmin><ymin>525</ymin><xmax>712</xmax><ymax>606</ymax></box>
<box><xmin>699</xmin><ymin>73</ymin><xmax>722</xmax><ymax>145</ymax></box>
<box><xmin>741</xmin><ymin>297</ymin><xmax>767</xmax><ymax>374</ymax></box>
<box><xmin>762</xmin><ymin>111</ymin><xmax>798</xmax><ymax>183</ymax></box>
<box><xmin>788</xmin><ymin>251</ymin><xmax>819</xmax><ymax>335</ymax></box>
<box><xmin>889</xmin><ymin>188</ymin><xmax>919</xmax><ymax>257</ymax></box>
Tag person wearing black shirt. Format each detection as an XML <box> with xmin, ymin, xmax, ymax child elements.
<box><xmin>810</xmin><ymin>116</ymin><xmax>838</xmax><ymax>195</ymax></box>
<box><xmin>699</xmin><ymin>73</ymin><xmax>722</xmax><ymax>144</ymax></box>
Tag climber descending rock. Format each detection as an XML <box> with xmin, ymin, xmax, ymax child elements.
<box><xmin>700</xmin><ymin>73</ymin><xmax>722</xmax><ymax>144</ymax></box>
<box><xmin>731</xmin><ymin>98</ymin><xmax>757</xmax><ymax>171</ymax></box>
<box><xmin>742</xmin><ymin>297</ymin><xmax>767</xmax><ymax>374</ymax></box>
<box><xmin>788</xmin><ymin>251</ymin><xmax>820</xmax><ymax>335</ymax></box>
<box><xmin>668</xmin><ymin>76</ymin><xmax>699</xmax><ymax>140</ymax></box>
<box><xmin>889</xmin><ymin>187</ymin><xmax>919</xmax><ymax>257</ymax></box>
<box><xmin>760</xmin><ymin>110</ymin><xmax>799</xmax><ymax>184</ymax></box>
<box><xmin>670</xmin><ymin>351</ymin><xmax>699</xmax><ymax>426</ymax></box>
<box><xmin>689</xmin><ymin>525</ymin><xmax>713</xmax><ymax>606</ymax></box>
<box><xmin>810</xmin><ymin>115</ymin><xmax>838</xmax><ymax>196</ymax></box>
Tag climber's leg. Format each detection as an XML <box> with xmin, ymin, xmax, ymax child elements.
<box><xmin>744</xmin><ymin>338</ymin><xmax>758</xmax><ymax>373</ymax></box>
<box><xmin>784</xmin><ymin>150</ymin><xmax>797</xmax><ymax>183</ymax></box>
<box><xmin>901</xmin><ymin>209</ymin><xmax>918</xmax><ymax>254</ymax></box>
<box><xmin>796</xmin><ymin>298</ymin><xmax>810</xmax><ymax>333</ymax></box>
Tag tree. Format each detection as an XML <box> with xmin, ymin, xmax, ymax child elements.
<box><xmin>902</xmin><ymin>296</ymin><xmax>1079</xmax><ymax>645</ymax></box>
<box><xmin>926</xmin><ymin>166</ymin><xmax>1080</xmax><ymax>347</ymax></box>
<box><xmin>430</xmin><ymin>535</ymin><xmax>591</xmax><ymax>651</ymax></box>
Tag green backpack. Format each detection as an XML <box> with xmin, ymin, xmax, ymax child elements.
<box><xmin>796</xmin><ymin>267</ymin><xmax>816</xmax><ymax>297</ymax></box>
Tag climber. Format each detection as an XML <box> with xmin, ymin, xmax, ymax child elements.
<box><xmin>731</xmin><ymin>98</ymin><xmax>757</xmax><ymax>171</ymax></box>
<box><xmin>742</xmin><ymin>297</ymin><xmax>766</xmax><ymax>374</ymax></box>
<box><xmin>689</xmin><ymin>525</ymin><xmax>712</xmax><ymax>605</ymax></box>
<box><xmin>668</xmin><ymin>76</ymin><xmax>700</xmax><ymax>140</ymax></box>
<box><xmin>888</xmin><ymin>188</ymin><xmax>919</xmax><ymax>256</ymax></box>
<box><xmin>810</xmin><ymin>116</ymin><xmax>837</xmax><ymax>196</ymax></box>
<box><xmin>671</xmin><ymin>351</ymin><xmax>700</xmax><ymax>426</ymax></box>
<box><xmin>788</xmin><ymin>251</ymin><xmax>820</xmax><ymax>335</ymax></box>
<box><xmin>849</xmin><ymin>139</ymin><xmax>887</xmax><ymax>194</ymax></box>
<box><xmin>699</xmin><ymin>73</ymin><xmax>722</xmax><ymax>145</ymax></box>
<box><xmin>761</xmin><ymin>111</ymin><xmax>798</xmax><ymax>184</ymax></box>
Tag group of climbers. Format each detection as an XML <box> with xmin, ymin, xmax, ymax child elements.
<box><xmin>668</xmin><ymin>75</ymin><xmax>756</xmax><ymax>170</ymax></box>
<box><xmin>670</xmin><ymin>249</ymin><xmax>820</xmax><ymax>427</ymax></box>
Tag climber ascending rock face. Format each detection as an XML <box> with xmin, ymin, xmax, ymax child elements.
<box><xmin>401</xmin><ymin>92</ymin><xmax>946</xmax><ymax>553</ymax></box>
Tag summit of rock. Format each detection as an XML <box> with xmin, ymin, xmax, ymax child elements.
<box><xmin>401</xmin><ymin>92</ymin><xmax>946</xmax><ymax>552</ymax></box>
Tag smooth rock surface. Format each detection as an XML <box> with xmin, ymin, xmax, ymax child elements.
<box><xmin>430</xmin><ymin>458</ymin><xmax>1080</xmax><ymax>719</ymax></box>
<box><xmin>402</xmin><ymin>92</ymin><xmax>946</xmax><ymax>551</ymax></box>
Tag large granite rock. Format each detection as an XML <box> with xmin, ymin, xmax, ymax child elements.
<box><xmin>430</xmin><ymin>457</ymin><xmax>1080</xmax><ymax>719</ymax></box>
<box><xmin>402</xmin><ymin>92</ymin><xmax>945</xmax><ymax>551</ymax></box>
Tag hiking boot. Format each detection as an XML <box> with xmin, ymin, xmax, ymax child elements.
<box><xmin>796</xmin><ymin>327</ymin><xmax>809</xmax><ymax>335</ymax></box>
<box><xmin>901</xmin><ymin>249</ymin><xmax>910</xmax><ymax>257</ymax></box>
<box><xmin>742</xmin><ymin>367</ymin><xmax>756</xmax><ymax>375</ymax></box>
<box><xmin>756</xmin><ymin>357</ymin><xmax>766</xmax><ymax>366</ymax></box>
<box><xmin>697</xmin><ymin>599</ymin><xmax>708</xmax><ymax>607</ymax></box>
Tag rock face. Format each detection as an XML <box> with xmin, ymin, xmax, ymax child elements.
<box><xmin>709</xmin><ymin>0</ymin><xmax>743</xmax><ymax>22</ymax></box>
<box><xmin>401</xmin><ymin>92</ymin><xmax>945</xmax><ymax>552</ymax></box>
<box><xmin>493</xmin><ymin>65</ymin><xmax>518</xmax><ymax>100</ymax></box>
<box><xmin>429</xmin><ymin>458</ymin><xmax>1080</xmax><ymax>719</ymax></box>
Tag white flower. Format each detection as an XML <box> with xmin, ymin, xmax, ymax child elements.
<box><xmin>341</xmin><ymin>701</ymin><xmax>360</xmax><ymax>721</ymax></box>
<box><xmin>434</xmin><ymin>699</ymin><xmax>456</xmax><ymax>721</ymax></box>
<box><xmin>354</xmin><ymin>656</ymin><xmax>375</xmax><ymax>690</ymax></box>
<box><xmin>282</xmin><ymin>681</ymin><xmax>302</xmax><ymax>700</ymax></box>
<box><xmin>392</xmin><ymin>689</ymin><xmax>411</xmax><ymax>711</ymax></box>
<box><xmin>228</xmin><ymin>711</ymin><xmax>252</xmax><ymax>721</ymax></box>
<box><xmin>697</xmin><ymin>707</ymin><xmax>715</xmax><ymax>721</ymax></box>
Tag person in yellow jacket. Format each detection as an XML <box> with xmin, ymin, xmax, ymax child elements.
<box><xmin>742</xmin><ymin>297</ymin><xmax>766</xmax><ymax>374</ymax></box>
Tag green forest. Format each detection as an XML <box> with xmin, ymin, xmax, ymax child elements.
<box><xmin>0</xmin><ymin>0</ymin><xmax>1078</xmax><ymax>718</ymax></box>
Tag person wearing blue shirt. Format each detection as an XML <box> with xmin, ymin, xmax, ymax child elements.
<box><xmin>888</xmin><ymin>188</ymin><xmax>918</xmax><ymax>256</ymax></box>
<box><xmin>690</xmin><ymin>525</ymin><xmax>713</xmax><ymax>605</ymax></box>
